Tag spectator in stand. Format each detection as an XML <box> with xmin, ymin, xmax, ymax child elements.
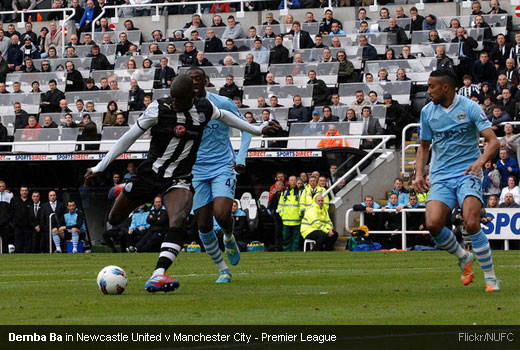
<box><xmin>128</xmin><ymin>79</ymin><xmax>145</xmax><ymax>111</ymax></box>
<box><xmin>458</xmin><ymin>75</ymin><xmax>480</xmax><ymax>99</ymax></box>
<box><xmin>390</xmin><ymin>177</ymin><xmax>410</xmax><ymax>207</ymax></box>
<box><xmin>243</xmin><ymin>53</ymin><xmax>262</xmax><ymax>86</ymax></box>
<box><xmin>352</xmin><ymin>90</ymin><xmax>369</xmax><ymax>114</ymax></box>
<box><xmin>318</xmin><ymin>125</ymin><xmax>345</xmax><ymax>148</ymax></box>
<box><xmin>180</xmin><ymin>42</ymin><xmax>197</xmax><ymax>67</ymax></box>
<box><xmin>360</xmin><ymin>106</ymin><xmax>384</xmax><ymax>149</ymax></box>
<box><xmin>496</xmin><ymin>148</ymin><xmax>519</xmax><ymax>188</ymax></box>
<box><xmin>383</xmin><ymin>93</ymin><xmax>409</xmax><ymax>148</ymax></box>
<box><xmin>153</xmin><ymin>57</ymin><xmax>176</xmax><ymax>90</ymax></box>
<box><xmin>136</xmin><ymin>196</ymin><xmax>169</xmax><ymax>253</ymax></box>
<box><xmin>219</xmin><ymin>75</ymin><xmax>241</xmax><ymax>100</ymax></box>
<box><xmin>343</xmin><ymin>108</ymin><xmax>357</xmax><ymax>122</ymax></box>
<box><xmin>42</xmin><ymin>116</ymin><xmax>58</xmax><ymax>129</ymax></box>
<box><xmin>10</xmin><ymin>186</ymin><xmax>33</xmax><ymax>253</ymax></box>
<box><xmin>286</xmin><ymin>21</ymin><xmax>313</xmax><ymax>49</ymax></box>
<box><xmin>303</xmin><ymin>111</ymin><xmax>325</xmax><ymax>136</ymax></box>
<box><xmin>496</xmin><ymin>88</ymin><xmax>516</xmax><ymax>118</ymax></box>
<box><xmin>126</xmin><ymin>205</ymin><xmax>149</xmax><ymax>252</ymax></box>
<box><xmin>483</xmin><ymin>160</ymin><xmax>501</xmax><ymax>204</ymax></box>
<box><xmin>487</xmin><ymin>195</ymin><xmax>499</xmax><ymax>208</ymax></box>
<box><xmin>319</xmin><ymin>9</ymin><xmax>342</xmax><ymax>35</ymax></box>
<box><xmin>308</xmin><ymin>70</ymin><xmax>330</xmax><ymax>106</ymax></box>
<box><xmin>277</xmin><ymin>175</ymin><xmax>302</xmax><ymax>252</ymax></box>
<box><xmin>268</xmin><ymin>179</ymin><xmax>285</xmax><ymax>252</ymax></box>
<box><xmin>270</xmin><ymin>96</ymin><xmax>283</xmax><ymax>108</ymax></box>
<box><xmin>65</xmin><ymin>61</ymin><xmax>84</xmax><ymax>92</ymax></box>
<box><xmin>384</xmin><ymin>17</ymin><xmax>408</xmax><ymax>45</ymax></box>
<box><xmin>204</xmin><ymin>29</ymin><xmax>223</xmax><ymax>53</ymax></box>
<box><xmin>14</xmin><ymin>102</ymin><xmax>29</xmax><ymax>129</ymax></box>
<box><xmin>222</xmin><ymin>15</ymin><xmax>246</xmax><ymax>40</ymax></box>
<box><xmin>321</xmin><ymin>106</ymin><xmax>338</xmax><ymax>122</ymax></box>
<box><xmin>251</xmin><ymin>39</ymin><xmax>268</xmax><ymax>64</ymax></box>
<box><xmin>288</xmin><ymin>95</ymin><xmax>310</xmax><ymax>124</ymax></box>
<box><xmin>336</xmin><ymin>50</ymin><xmax>356</xmax><ymax>83</ymax></box>
<box><xmin>116</xmin><ymin>32</ymin><xmax>133</xmax><ymax>56</ymax></box>
<box><xmin>257</xmin><ymin>96</ymin><xmax>269</xmax><ymax>108</ymax></box>
<box><xmin>40</xmin><ymin>79</ymin><xmax>64</xmax><ymax>114</ymax></box>
<box><xmin>21</xmin><ymin>116</ymin><xmax>42</xmax><ymax>141</ymax></box>
<box><xmin>358</xmin><ymin>35</ymin><xmax>378</xmax><ymax>61</ymax></box>
<box><xmin>89</xmin><ymin>45</ymin><xmax>111</xmax><ymax>71</ymax></box>
<box><xmin>7</xmin><ymin>35</ymin><xmax>22</xmax><ymax>71</ymax></box>
<box><xmin>487</xmin><ymin>106</ymin><xmax>510</xmax><ymax>136</ymax></box>
<box><xmin>436</xmin><ymin>45</ymin><xmax>455</xmax><ymax>72</ymax></box>
<box><xmin>473</xmin><ymin>51</ymin><xmax>497</xmax><ymax>87</ymax></box>
<box><xmin>301</xmin><ymin>195</ymin><xmax>337</xmax><ymax>251</ymax></box>
<box><xmin>409</xmin><ymin>7</ymin><xmax>424</xmax><ymax>33</ymax></box>
<box><xmin>499</xmin><ymin>192</ymin><xmax>520</xmax><ymax>208</ymax></box>
<box><xmin>269</xmin><ymin>35</ymin><xmax>290</xmax><ymax>65</ymax></box>
<box><xmin>499</xmin><ymin>176</ymin><xmax>520</xmax><ymax>205</ymax></box>
<box><xmin>399</xmin><ymin>45</ymin><xmax>415</xmax><ymax>60</ymax></box>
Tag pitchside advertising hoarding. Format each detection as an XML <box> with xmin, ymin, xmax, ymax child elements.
<box><xmin>483</xmin><ymin>208</ymin><xmax>520</xmax><ymax>240</ymax></box>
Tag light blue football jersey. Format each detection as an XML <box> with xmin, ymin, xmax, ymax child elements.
<box><xmin>420</xmin><ymin>95</ymin><xmax>491</xmax><ymax>183</ymax></box>
<box><xmin>192</xmin><ymin>92</ymin><xmax>252</xmax><ymax>179</ymax></box>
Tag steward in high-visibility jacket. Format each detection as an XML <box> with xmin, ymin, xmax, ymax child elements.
<box><xmin>300</xmin><ymin>178</ymin><xmax>329</xmax><ymax>215</ymax></box>
<box><xmin>277</xmin><ymin>178</ymin><xmax>302</xmax><ymax>252</ymax></box>
<box><xmin>300</xmin><ymin>195</ymin><xmax>338</xmax><ymax>251</ymax></box>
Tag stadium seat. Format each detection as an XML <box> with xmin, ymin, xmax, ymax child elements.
<box><xmin>240</xmin><ymin>192</ymin><xmax>252</xmax><ymax>210</ymax></box>
<box><xmin>303</xmin><ymin>239</ymin><xmax>316</xmax><ymax>252</ymax></box>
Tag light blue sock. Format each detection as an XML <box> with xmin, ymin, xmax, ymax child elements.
<box><xmin>72</xmin><ymin>232</ymin><xmax>79</xmax><ymax>251</ymax></box>
<box><xmin>199</xmin><ymin>230</ymin><xmax>228</xmax><ymax>272</ymax></box>
<box><xmin>470</xmin><ymin>230</ymin><xmax>496</xmax><ymax>279</ymax></box>
<box><xmin>432</xmin><ymin>226</ymin><xmax>467</xmax><ymax>260</ymax></box>
<box><xmin>52</xmin><ymin>233</ymin><xmax>61</xmax><ymax>252</ymax></box>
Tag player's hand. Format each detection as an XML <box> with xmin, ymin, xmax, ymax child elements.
<box><xmin>234</xmin><ymin>163</ymin><xmax>246</xmax><ymax>174</ymax></box>
<box><xmin>261</xmin><ymin>121</ymin><xmax>281</xmax><ymax>136</ymax></box>
<box><xmin>84</xmin><ymin>168</ymin><xmax>101</xmax><ymax>181</ymax></box>
<box><xmin>413</xmin><ymin>175</ymin><xmax>429</xmax><ymax>194</ymax></box>
<box><xmin>463</xmin><ymin>161</ymin><xmax>482</xmax><ymax>177</ymax></box>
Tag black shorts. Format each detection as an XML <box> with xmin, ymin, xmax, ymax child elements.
<box><xmin>63</xmin><ymin>229</ymin><xmax>86</xmax><ymax>241</ymax></box>
<box><xmin>122</xmin><ymin>174</ymin><xmax>195</xmax><ymax>204</ymax></box>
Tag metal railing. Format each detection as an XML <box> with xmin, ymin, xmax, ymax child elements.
<box><xmin>48</xmin><ymin>212</ymin><xmax>55</xmax><ymax>253</ymax></box>
<box><xmin>346</xmin><ymin>207</ymin><xmax>429</xmax><ymax>250</ymax></box>
<box><xmin>346</xmin><ymin>207</ymin><xmax>516</xmax><ymax>251</ymax></box>
<box><xmin>323</xmin><ymin>135</ymin><xmax>395</xmax><ymax>197</ymax></box>
<box><xmin>90</xmin><ymin>0</ymin><xmax>335</xmax><ymax>35</ymax></box>
<box><xmin>0</xmin><ymin>8</ymin><xmax>75</xmax><ymax>56</ymax></box>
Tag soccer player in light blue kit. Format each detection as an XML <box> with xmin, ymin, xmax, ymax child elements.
<box><xmin>414</xmin><ymin>70</ymin><xmax>500</xmax><ymax>292</ymax></box>
<box><xmin>188</xmin><ymin>67</ymin><xmax>252</xmax><ymax>283</ymax></box>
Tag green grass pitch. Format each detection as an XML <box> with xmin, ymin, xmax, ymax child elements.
<box><xmin>0</xmin><ymin>251</ymin><xmax>518</xmax><ymax>325</ymax></box>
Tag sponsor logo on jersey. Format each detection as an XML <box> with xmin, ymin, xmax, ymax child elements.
<box><xmin>174</xmin><ymin>125</ymin><xmax>186</xmax><ymax>137</ymax></box>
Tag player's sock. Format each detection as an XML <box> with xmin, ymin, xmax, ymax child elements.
<box><xmin>432</xmin><ymin>226</ymin><xmax>467</xmax><ymax>260</ymax></box>
<box><xmin>222</xmin><ymin>225</ymin><xmax>234</xmax><ymax>243</ymax></box>
<box><xmin>470</xmin><ymin>230</ymin><xmax>496</xmax><ymax>279</ymax></box>
<box><xmin>199</xmin><ymin>230</ymin><xmax>228</xmax><ymax>272</ymax></box>
<box><xmin>153</xmin><ymin>227</ymin><xmax>184</xmax><ymax>276</ymax></box>
<box><xmin>52</xmin><ymin>233</ymin><xmax>61</xmax><ymax>252</ymax></box>
<box><xmin>72</xmin><ymin>232</ymin><xmax>79</xmax><ymax>251</ymax></box>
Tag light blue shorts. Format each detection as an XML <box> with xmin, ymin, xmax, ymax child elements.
<box><xmin>427</xmin><ymin>175</ymin><xmax>483</xmax><ymax>209</ymax></box>
<box><xmin>192</xmin><ymin>171</ymin><xmax>236</xmax><ymax>210</ymax></box>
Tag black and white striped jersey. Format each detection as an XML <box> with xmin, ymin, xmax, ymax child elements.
<box><xmin>135</xmin><ymin>96</ymin><xmax>220</xmax><ymax>180</ymax></box>
<box><xmin>457</xmin><ymin>84</ymin><xmax>480</xmax><ymax>99</ymax></box>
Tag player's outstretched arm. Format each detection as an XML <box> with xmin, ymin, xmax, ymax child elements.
<box><xmin>413</xmin><ymin>139</ymin><xmax>431</xmax><ymax>194</ymax></box>
<box><xmin>85</xmin><ymin>124</ymin><xmax>146</xmax><ymax>180</ymax></box>
<box><xmin>464</xmin><ymin>128</ymin><xmax>500</xmax><ymax>176</ymax></box>
<box><xmin>216</xmin><ymin>109</ymin><xmax>280</xmax><ymax>136</ymax></box>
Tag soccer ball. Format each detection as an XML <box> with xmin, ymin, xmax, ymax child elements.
<box><xmin>97</xmin><ymin>265</ymin><xmax>128</xmax><ymax>295</ymax></box>
<box><xmin>108</xmin><ymin>183</ymin><xmax>125</xmax><ymax>199</ymax></box>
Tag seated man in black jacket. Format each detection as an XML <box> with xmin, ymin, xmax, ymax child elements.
<box><xmin>352</xmin><ymin>195</ymin><xmax>382</xmax><ymax>231</ymax></box>
<box><xmin>89</xmin><ymin>45</ymin><xmax>111</xmax><ymax>71</ymax></box>
<box><xmin>231</xmin><ymin>200</ymin><xmax>253</xmax><ymax>251</ymax></box>
<box><xmin>308</xmin><ymin>70</ymin><xmax>331</xmax><ymax>106</ymax></box>
<box><xmin>136</xmin><ymin>196</ymin><xmax>169</xmax><ymax>252</ymax></box>
<box><xmin>40</xmin><ymin>79</ymin><xmax>65</xmax><ymax>114</ymax></box>
<box><xmin>219</xmin><ymin>75</ymin><xmax>241</xmax><ymax>100</ymax></box>
<box><xmin>153</xmin><ymin>57</ymin><xmax>176</xmax><ymax>89</ymax></box>
<box><xmin>243</xmin><ymin>53</ymin><xmax>262</xmax><ymax>86</ymax></box>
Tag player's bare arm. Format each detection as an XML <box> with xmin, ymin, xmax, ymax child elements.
<box><xmin>413</xmin><ymin>139</ymin><xmax>431</xmax><ymax>194</ymax></box>
<box><xmin>463</xmin><ymin>128</ymin><xmax>500</xmax><ymax>176</ymax></box>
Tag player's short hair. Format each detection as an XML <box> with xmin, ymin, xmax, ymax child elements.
<box><xmin>186</xmin><ymin>66</ymin><xmax>207</xmax><ymax>79</ymax></box>
<box><xmin>429</xmin><ymin>69</ymin><xmax>458</xmax><ymax>89</ymax></box>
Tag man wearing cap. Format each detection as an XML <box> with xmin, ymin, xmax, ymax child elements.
<box><xmin>301</xmin><ymin>195</ymin><xmax>337</xmax><ymax>251</ymax></box>
<box><xmin>20</xmin><ymin>35</ymin><xmax>40</xmax><ymax>60</ymax></box>
<box><xmin>383</xmin><ymin>93</ymin><xmax>409</xmax><ymax>148</ymax></box>
<box><xmin>303</xmin><ymin>110</ymin><xmax>324</xmax><ymax>136</ymax></box>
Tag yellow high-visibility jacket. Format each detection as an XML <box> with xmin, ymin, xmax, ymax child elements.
<box><xmin>300</xmin><ymin>185</ymin><xmax>329</xmax><ymax>214</ymax></box>
<box><xmin>277</xmin><ymin>187</ymin><xmax>302</xmax><ymax>226</ymax></box>
<box><xmin>300</xmin><ymin>203</ymin><xmax>333</xmax><ymax>238</ymax></box>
